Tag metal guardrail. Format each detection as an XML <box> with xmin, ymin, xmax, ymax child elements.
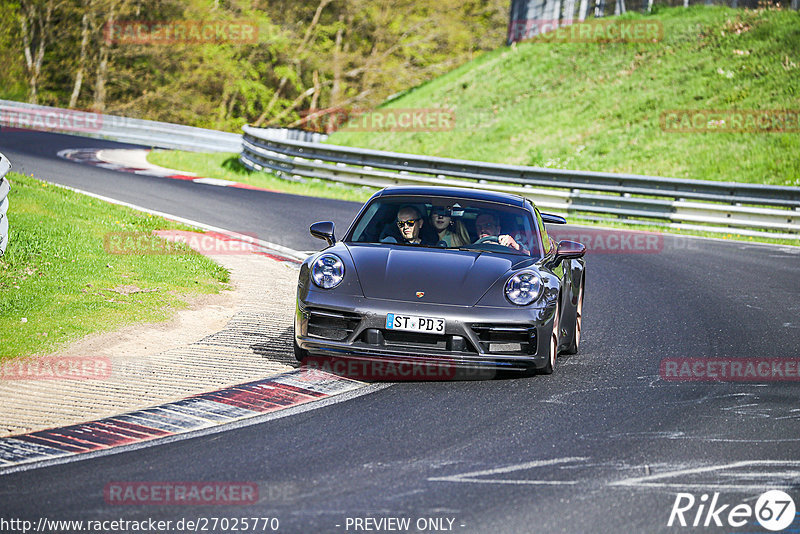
<box><xmin>0</xmin><ymin>152</ymin><xmax>11</xmax><ymax>256</ymax></box>
<box><xmin>241</xmin><ymin>125</ymin><xmax>800</xmax><ymax>239</ymax></box>
<box><xmin>0</xmin><ymin>100</ymin><xmax>241</xmax><ymax>153</ymax></box>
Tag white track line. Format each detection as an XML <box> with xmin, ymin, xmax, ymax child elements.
<box><xmin>45</xmin><ymin>181</ymin><xmax>310</xmax><ymax>262</ymax></box>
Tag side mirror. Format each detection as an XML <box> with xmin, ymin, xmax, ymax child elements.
<box><xmin>552</xmin><ymin>240</ymin><xmax>585</xmax><ymax>266</ymax></box>
<box><xmin>310</xmin><ymin>221</ymin><xmax>336</xmax><ymax>246</ymax></box>
<box><xmin>541</xmin><ymin>213</ymin><xmax>567</xmax><ymax>225</ymax></box>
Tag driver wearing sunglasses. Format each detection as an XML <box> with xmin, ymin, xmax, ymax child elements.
<box><xmin>395</xmin><ymin>206</ymin><xmax>425</xmax><ymax>244</ymax></box>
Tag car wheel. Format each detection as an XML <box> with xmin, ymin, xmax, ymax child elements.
<box><xmin>538</xmin><ymin>300</ymin><xmax>560</xmax><ymax>375</ymax></box>
<box><xmin>292</xmin><ymin>325</ymin><xmax>309</xmax><ymax>362</ymax></box>
<box><xmin>564</xmin><ymin>277</ymin><xmax>584</xmax><ymax>355</ymax></box>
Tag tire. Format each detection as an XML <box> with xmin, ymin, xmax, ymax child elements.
<box><xmin>538</xmin><ymin>300</ymin><xmax>560</xmax><ymax>375</ymax></box>
<box><xmin>564</xmin><ymin>277</ymin><xmax>584</xmax><ymax>355</ymax></box>
<box><xmin>292</xmin><ymin>324</ymin><xmax>309</xmax><ymax>362</ymax></box>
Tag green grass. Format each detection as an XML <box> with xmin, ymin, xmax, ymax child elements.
<box><xmin>147</xmin><ymin>6</ymin><xmax>799</xmax><ymax>247</ymax></box>
<box><xmin>0</xmin><ymin>172</ymin><xmax>230</xmax><ymax>360</ymax></box>
<box><xmin>328</xmin><ymin>6</ymin><xmax>800</xmax><ymax>186</ymax></box>
<box><xmin>147</xmin><ymin>151</ymin><xmax>377</xmax><ymax>203</ymax></box>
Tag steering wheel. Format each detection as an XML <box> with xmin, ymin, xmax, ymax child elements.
<box><xmin>474</xmin><ymin>236</ymin><xmax>500</xmax><ymax>245</ymax></box>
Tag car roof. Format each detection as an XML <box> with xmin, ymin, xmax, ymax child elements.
<box><xmin>375</xmin><ymin>186</ymin><xmax>527</xmax><ymax>208</ymax></box>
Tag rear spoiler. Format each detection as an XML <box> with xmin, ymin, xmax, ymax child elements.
<box><xmin>541</xmin><ymin>213</ymin><xmax>567</xmax><ymax>224</ymax></box>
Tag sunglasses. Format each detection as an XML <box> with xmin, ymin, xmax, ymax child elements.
<box><xmin>396</xmin><ymin>218</ymin><xmax>419</xmax><ymax>228</ymax></box>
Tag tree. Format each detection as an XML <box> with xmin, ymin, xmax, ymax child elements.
<box><xmin>19</xmin><ymin>0</ymin><xmax>56</xmax><ymax>104</ymax></box>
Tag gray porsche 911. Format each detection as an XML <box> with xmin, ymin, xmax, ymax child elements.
<box><xmin>294</xmin><ymin>186</ymin><xmax>586</xmax><ymax>378</ymax></box>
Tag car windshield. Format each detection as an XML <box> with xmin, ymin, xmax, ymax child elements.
<box><xmin>346</xmin><ymin>195</ymin><xmax>542</xmax><ymax>258</ymax></box>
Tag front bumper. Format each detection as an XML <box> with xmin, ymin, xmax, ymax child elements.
<box><xmin>295</xmin><ymin>289</ymin><xmax>557</xmax><ymax>373</ymax></box>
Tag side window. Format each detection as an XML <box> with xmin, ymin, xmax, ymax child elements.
<box><xmin>350</xmin><ymin>203</ymin><xmax>381</xmax><ymax>242</ymax></box>
<box><xmin>535</xmin><ymin>208</ymin><xmax>551</xmax><ymax>255</ymax></box>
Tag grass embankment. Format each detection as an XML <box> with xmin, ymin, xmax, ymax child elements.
<box><xmin>0</xmin><ymin>172</ymin><xmax>229</xmax><ymax>360</ymax></box>
<box><xmin>330</xmin><ymin>6</ymin><xmax>800</xmax><ymax>186</ymax></box>
<box><xmin>147</xmin><ymin>7</ymin><xmax>800</xmax><ymax>246</ymax></box>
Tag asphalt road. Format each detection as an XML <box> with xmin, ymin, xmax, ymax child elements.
<box><xmin>0</xmin><ymin>131</ymin><xmax>361</xmax><ymax>252</ymax></box>
<box><xmin>2</xmin><ymin>130</ymin><xmax>800</xmax><ymax>533</ymax></box>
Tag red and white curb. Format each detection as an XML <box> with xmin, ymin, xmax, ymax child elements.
<box><xmin>57</xmin><ymin>148</ymin><xmax>273</xmax><ymax>192</ymax></box>
<box><xmin>0</xmin><ymin>368</ymin><xmax>368</xmax><ymax>472</ymax></box>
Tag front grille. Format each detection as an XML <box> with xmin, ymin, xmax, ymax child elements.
<box><xmin>307</xmin><ymin>308</ymin><xmax>361</xmax><ymax>341</ymax></box>
<box><xmin>471</xmin><ymin>324</ymin><xmax>537</xmax><ymax>355</ymax></box>
<box><xmin>357</xmin><ymin>329</ymin><xmax>478</xmax><ymax>353</ymax></box>
<box><xmin>382</xmin><ymin>330</ymin><xmax>448</xmax><ymax>349</ymax></box>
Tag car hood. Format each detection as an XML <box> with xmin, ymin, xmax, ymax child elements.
<box><xmin>346</xmin><ymin>244</ymin><xmax>529</xmax><ymax>306</ymax></box>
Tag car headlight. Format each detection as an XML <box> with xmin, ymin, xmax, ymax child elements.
<box><xmin>505</xmin><ymin>270</ymin><xmax>542</xmax><ymax>306</ymax></box>
<box><xmin>311</xmin><ymin>254</ymin><xmax>345</xmax><ymax>289</ymax></box>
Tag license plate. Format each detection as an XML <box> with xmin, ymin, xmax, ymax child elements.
<box><xmin>386</xmin><ymin>313</ymin><xmax>445</xmax><ymax>333</ymax></box>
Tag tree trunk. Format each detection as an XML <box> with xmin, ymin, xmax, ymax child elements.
<box><xmin>328</xmin><ymin>19</ymin><xmax>344</xmax><ymax>133</ymax></box>
<box><xmin>563</xmin><ymin>0</ymin><xmax>576</xmax><ymax>26</ymax></box>
<box><xmin>20</xmin><ymin>7</ymin><xmax>35</xmax><ymax>103</ymax></box>
<box><xmin>307</xmin><ymin>69</ymin><xmax>321</xmax><ymax>131</ymax></box>
<box><xmin>548</xmin><ymin>0</ymin><xmax>562</xmax><ymax>30</ymax></box>
<box><xmin>595</xmin><ymin>0</ymin><xmax>605</xmax><ymax>18</ymax></box>
<box><xmin>579</xmin><ymin>0</ymin><xmax>589</xmax><ymax>21</ymax></box>
<box><xmin>69</xmin><ymin>9</ymin><xmax>91</xmax><ymax>108</ymax></box>
<box><xmin>20</xmin><ymin>0</ymin><xmax>54</xmax><ymax>104</ymax></box>
<box><xmin>94</xmin><ymin>2</ymin><xmax>116</xmax><ymax>112</ymax></box>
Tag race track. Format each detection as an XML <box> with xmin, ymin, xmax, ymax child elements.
<box><xmin>1</xmin><ymin>130</ymin><xmax>799</xmax><ymax>533</ymax></box>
